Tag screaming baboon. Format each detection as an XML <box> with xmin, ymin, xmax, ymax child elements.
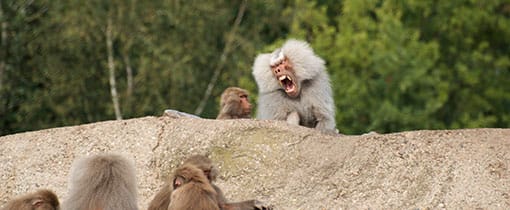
<box><xmin>148</xmin><ymin>155</ymin><xmax>273</xmax><ymax>210</ymax></box>
<box><xmin>252</xmin><ymin>39</ymin><xmax>337</xmax><ymax>133</ymax></box>
<box><xmin>62</xmin><ymin>154</ymin><xmax>138</xmax><ymax>210</ymax></box>
<box><xmin>1</xmin><ymin>189</ymin><xmax>60</xmax><ymax>210</ymax></box>
<box><xmin>217</xmin><ymin>87</ymin><xmax>252</xmax><ymax>119</ymax></box>
<box><xmin>167</xmin><ymin>164</ymin><xmax>219</xmax><ymax>210</ymax></box>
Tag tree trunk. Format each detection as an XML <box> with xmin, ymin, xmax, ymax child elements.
<box><xmin>124</xmin><ymin>55</ymin><xmax>133</xmax><ymax>97</ymax></box>
<box><xmin>106</xmin><ymin>17</ymin><xmax>122</xmax><ymax>120</ymax></box>
<box><xmin>194</xmin><ymin>0</ymin><xmax>247</xmax><ymax>115</ymax></box>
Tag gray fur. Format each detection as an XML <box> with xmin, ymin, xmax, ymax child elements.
<box><xmin>62</xmin><ymin>154</ymin><xmax>138</xmax><ymax>210</ymax></box>
<box><xmin>163</xmin><ymin>109</ymin><xmax>201</xmax><ymax>119</ymax></box>
<box><xmin>252</xmin><ymin>39</ymin><xmax>337</xmax><ymax>133</ymax></box>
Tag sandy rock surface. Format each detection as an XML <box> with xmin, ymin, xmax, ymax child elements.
<box><xmin>0</xmin><ymin>116</ymin><xmax>509</xmax><ymax>209</ymax></box>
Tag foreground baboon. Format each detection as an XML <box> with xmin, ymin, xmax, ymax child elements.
<box><xmin>62</xmin><ymin>154</ymin><xmax>138</xmax><ymax>210</ymax></box>
<box><xmin>147</xmin><ymin>183</ymin><xmax>173</xmax><ymax>210</ymax></box>
<box><xmin>181</xmin><ymin>155</ymin><xmax>227</xmax><ymax>204</ymax></box>
<box><xmin>148</xmin><ymin>155</ymin><xmax>273</xmax><ymax>210</ymax></box>
<box><xmin>147</xmin><ymin>155</ymin><xmax>222</xmax><ymax>210</ymax></box>
<box><xmin>217</xmin><ymin>87</ymin><xmax>252</xmax><ymax>119</ymax></box>
<box><xmin>167</xmin><ymin>164</ymin><xmax>219</xmax><ymax>210</ymax></box>
<box><xmin>252</xmin><ymin>39</ymin><xmax>337</xmax><ymax>133</ymax></box>
<box><xmin>1</xmin><ymin>189</ymin><xmax>60</xmax><ymax>210</ymax></box>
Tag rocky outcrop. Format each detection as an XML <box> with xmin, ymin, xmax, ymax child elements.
<box><xmin>0</xmin><ymin>116</ymin><xmax>508</xmax><ymax>209</ymax></box>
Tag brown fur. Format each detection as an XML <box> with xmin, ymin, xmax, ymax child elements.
<box><xmin>148</xmin><ymin>155</ymin><xmax>273</xmax><ymax>210</ymax></box>
<box><xmin>167</xmin><ymin>164</ymin><xmax>219</xmax><ymax>210</ymax></box>
<box><xmin>183</xmin><ymin>155</ymin><xmax>229</xmax><ymax>205</ymax></box>
<box><xmin>217</xmin><ymin>87</ymin><xmax>252</xmax><ymax>119</ymax></box>
<box><xmin>2</xmin><ymin>189</ymin><xmax>60</xmax><ymax>210</ymax></box>
<box><xmin>147</xmin><ymin>183</ymin><xmax>172</xmax><ymax>210</ymax></box>
<box><xmin>183</xmin><ymin>155</ymin><xmax>219</xmax><ymax>182</ymax></box>
<box><xmin>148</xmin><ymin>155</ymin><xmax>222</xmax><ymax>210</ymax></box>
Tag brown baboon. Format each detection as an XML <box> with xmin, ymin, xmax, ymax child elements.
<box><xmin>252</xmin><ymin>39</ymin><xmax>337</xmax><ymax>134</ymax></box>
<box><xmin>181</xmin><ymin>155</ymin><xmax>227</xmax><ymax>205</ymax></box>
<box><xmin>148</xmin><ymin>155</ymin><xmax>273</xmax><ymax>210</ymax></box>
<box><xmin>148</xmin><ymin>155</ymin><xmax>220</xmax><ymax>210</ymax></box>
<box><xmin>62</xmin><ymin>154</ymin><xmax>138</xmax><ymax>210</ymax></box>
<box><xmin>167</xmin><ymin>164</ymin><xmax>219</xmax><ymax>210</ymax></box>
<box><xmin>1</xmin><ymin>189</ymin><xmax>60</xmax><ymax>210</ymax></box>
<box><xmin>147</xmin><ymin>183</ymin><xmax>173</xmax><ymax>210</ymax></box>
<box><xmin>217</xmin><ymin>87</ymin><xmax>252</xmax><ymax>119</ymax></box>
<box><xmin>184</xmin><ymin>155</ymin><xmax>274</xmax><ymax>210</ymax></box>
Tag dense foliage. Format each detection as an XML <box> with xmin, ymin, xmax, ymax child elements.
<box><xmin>1</xmin><ymin>0</ymin><xmax>509</xmax><ymax>135</ymax></box>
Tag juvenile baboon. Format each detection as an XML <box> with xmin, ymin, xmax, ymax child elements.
<box><xmin>181</xmin><ymin>155</ymin><xmax>227</xmax><ymax>204</ymax></box>
<box><xmin>252</xmin><ymin>39</ymin><xmax>337</xmax><ymax>133</ymax></box>
<box><xmin>184</xmin><ymin>155</ymin><xmax>273</xmax><ymax>210</ymax></box>
<box><xmin>147</xmin><ymin>155</ymin><xmax>221</xmax><ymax>210</ymax></box>
<box><xmin>62</xmin><ymin>154</ymin><xmax>138</xmax><ymax>210</ymax></box>
<box><xmin>167</xmin><ymin>164</ymin><xmax>219</xmax><ymax>210</ymax></box>
<box><xmin>148</xmin><ymin>155</ymin><xmax>273</xmax><ymax>210</ymax></box>
<box><xmin>1</xmin><ymin>189</ymin><xmax>60</xmax><ymax>210</ymax></box>
<box><xmin>217</xmin><ymin>87</ymin><xmax>252</xmax><ymax>119</ymax></box>
<box><xmin>147</xmin><ymin>183</ymin><xmax>173</xmax><ymax>210</ymax></box>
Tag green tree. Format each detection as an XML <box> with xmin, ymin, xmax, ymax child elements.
<box><xmin>0</xmin><ymin>0</ymin><xmax>294</xmax><ymax>135</ymax></box>
<box><xmin>401</xmin><ymin>0</ymin><xmax>510</xmax><ymax>129</ymax></box>
<box><xmin>1</xmin><ymin>0</ymin><xmax>508</xmax><ymax>136</ymax></box>
<box><xmin>266</xmin><ymin>0</ymin><xmax>509</xmax><ymax>134</ymax></box>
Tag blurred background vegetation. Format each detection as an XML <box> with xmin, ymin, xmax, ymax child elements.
<box><xmin>1</xmin><ymin>0</ymin><xmax>509</xmax><ymax>135</ymax></box>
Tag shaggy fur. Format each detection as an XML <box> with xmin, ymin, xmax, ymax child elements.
<box><xmin>62</xmin><ymin>154</ymin><xmax>138</xmax><ymax>210</ymax></box>
<box><xmin>252</xmin><ymin>39</ymin><xmax>337</xmax><ymax>133</ymax></box>
<box><xmin>2</xmin><ymin>189</ymin><xmax>60</xmax><ymax>210</ymax></box>
<box><xmin>217</xmin><ymin>87</ymin><xmax>251</xmax><ymax>119</ymax></box>
<box><xmin>168</xmin><ymin>164</ymin><xmax>219</xmax><ymax>210</ymax></box>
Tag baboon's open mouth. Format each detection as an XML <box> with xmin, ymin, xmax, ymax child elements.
<box><xmin>279</xmin><ymin>75</ymin><xmax>297</xmax><ymax>95</ymax></box>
